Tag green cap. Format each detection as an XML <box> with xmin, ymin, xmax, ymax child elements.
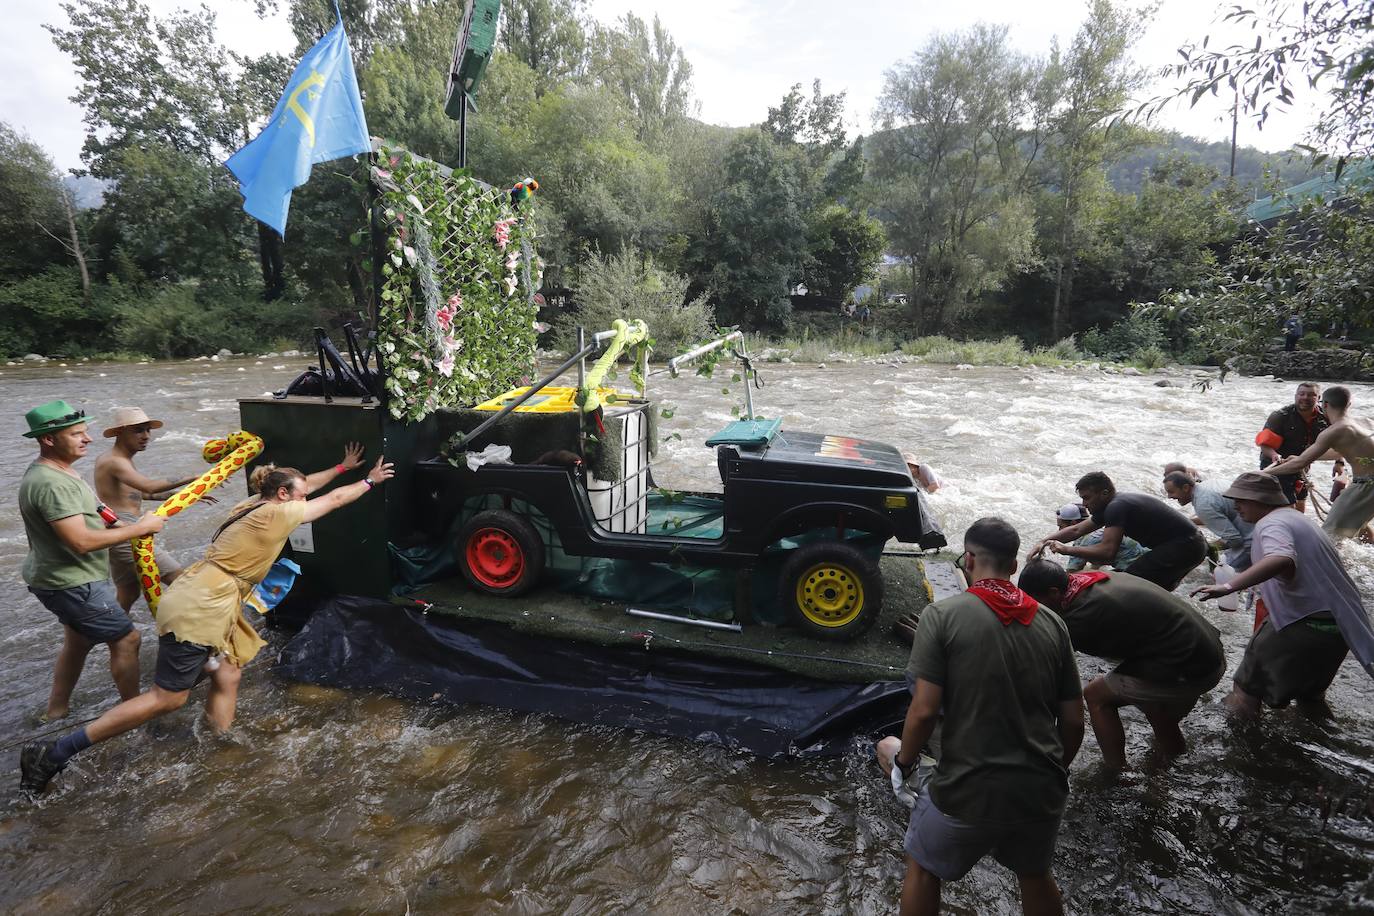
<box><xmin>23</xmin><ymin>400</ymin><xmax>90</xmax><ymax>438</ymax></box>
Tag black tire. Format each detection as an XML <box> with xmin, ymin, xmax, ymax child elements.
<box><xmin>778</xmin><ymin>541</ymin><xmax>884</xmax><ymax>641</ymax></box>
<box><xmin>455</xmin><ymin>509</ymin><xmax>545</xmax><ymax>597</ymax></box>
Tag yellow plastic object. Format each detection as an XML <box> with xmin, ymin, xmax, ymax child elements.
<box><xmin>474</xmin><ymin>386</ymin><xmax>631</xmax><ymax>413</ymax></box>
<box><xmin>134</xmin><ymin>430</ymin><xmax>265</xmax><ymax>615</ymax></box>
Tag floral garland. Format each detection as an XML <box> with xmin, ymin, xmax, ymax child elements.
<box><xmin>370</xmin><ymin>143</ymin><xmax>542</xmax><ymax>422</ymax></box>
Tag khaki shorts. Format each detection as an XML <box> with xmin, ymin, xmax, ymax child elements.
<box><xmin>1105</xmin><ymin>659</ymin><xmax>1225</xmax><ymax>711</ymax></box>
<box><xmin>108</xmin><ymin>532</ymin><xmax>183</xmax><ymax>589</ymax></box>
<box><xmin>1323</xmin><ymin>476</ymin><xmax>1374</xmax><ymax>538</ymax></box>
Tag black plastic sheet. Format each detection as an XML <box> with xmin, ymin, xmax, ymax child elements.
<box><xmin>273</xmin><ymin>596</ymin><xmax>910</xmax><ymax>757</ymax></box>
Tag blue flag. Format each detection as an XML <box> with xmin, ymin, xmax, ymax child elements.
<box><xmin>226</xmin><ymin>19</ymin><xmax>369</xmax><ymax>236</ymax></box>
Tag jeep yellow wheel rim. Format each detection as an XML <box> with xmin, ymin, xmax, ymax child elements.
<box><xmin>796</xmin><ymin>563</ymin><xmax>864</xmax><ymax>628</ymax></box>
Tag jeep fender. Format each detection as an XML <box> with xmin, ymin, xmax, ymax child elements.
<box><xmin>763</xmin><ymin>502</ymin><xmax>893</xmax><ymax>547</ymax></box>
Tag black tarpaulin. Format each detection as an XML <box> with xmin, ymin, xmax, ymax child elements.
<box><xmin>273</xmin><ymin>596</ymin><xmax>910</xmax><ymax>757</ymax></box>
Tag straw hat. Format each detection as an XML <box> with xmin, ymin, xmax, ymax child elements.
<box><xmin>102</xmin><ymin>407</ymin><xmax>164</xmax><ymax>438</ymax></box>
<box><xmin>1222</xmin><ymin>471</ymin><xmax>1289</xmax><ymax>506</ymax></box>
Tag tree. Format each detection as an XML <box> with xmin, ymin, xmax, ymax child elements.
<box><xmin>0</xmin><ymin>124</ymin><xmax>69</xmax><ymax>279</ymax></box>
<box><xmin>1135</xmin><ymin>190</ymin><xmax>1374</xmax><ymax>357</ymax></box>
<box><xmin>590</xmin><ymin>13</ymin><xmax>694</xmax><ymax>151</ymax></box>
<box><xmin>802</xmin><ymin>205</ymin><xmax>886</xmax><ymax>302</ymax></box>
<box><xmin>497</xmin><ymin>0</ymin><xmax>588</xmax><ymax>96</ymax></box>
<box><xmin>870</xmin><ymin>26</ymin><xmax>1045</xmax><ymax>332</ymax></box>
<box><xmin>1038</xmin><ymin>0</ymin><xmax>1149</xmax><ymax>339</ymax></box>
<box><xmin>1156</xmin><ymin>0</ymin><xmax>1374</xmax><ymax>160</ymax></box>
<box><xmin>691</xmin><ymin>130</ymin><xmax>807</xmax><ymax>330</ymax></box>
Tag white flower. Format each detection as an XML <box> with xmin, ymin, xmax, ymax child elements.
<box><xmin>406</xmin><ymin>369</ymin><xmax>420</xmax><ymax>382</ymax></box>
<box><xmin>382</xmin><ymin>341</ymin><xmax>395</xmax><ymax>354</ymax></box>
<box><xmin>438</xmin><ymin>351</ymin><xmax>455</xmax><ymax>377</ymax></box>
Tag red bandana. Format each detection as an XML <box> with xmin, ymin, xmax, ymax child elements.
<box><xmin>967</xmin><ymin>578</ymin><xmax>1040</xmax><ymax>626</ymax></box>
<box><xmin>1064</xmin><ymin>571</ymin><xmax>1109</xmax><ymax>605</ymax></box>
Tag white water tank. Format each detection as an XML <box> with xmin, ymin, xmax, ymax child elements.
<box><xmin>586</xmin><ymin>402</ymin><xmax>649</xmax><ymax>534</ymax></box>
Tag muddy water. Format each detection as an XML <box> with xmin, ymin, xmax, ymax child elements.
<box><xmin>0</xmin><ymin>356</ymin><xmax>1371</xmax><ymax>914</ymax></box>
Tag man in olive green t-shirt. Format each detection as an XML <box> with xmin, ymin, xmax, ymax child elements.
<box><xmin>883</xmin><ymin>517</ymin><xmax>1084</xmax><ymax>916</ymax></box>
<box><xmin>17</xmin><ymin>400</ymin><xmax>164</xmax><ymax>721</ymax></box>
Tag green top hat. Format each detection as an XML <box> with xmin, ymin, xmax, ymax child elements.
<box><xmin>23</xmin><ymin>400</ymin><xmax>91</xmax><ymax>438</ymax></box>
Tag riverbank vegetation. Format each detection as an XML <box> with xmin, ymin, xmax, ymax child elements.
<box><xmin>2</xmin><ymin>0</ymin><xmax>1369</xmax><ymax>367</ymax></box>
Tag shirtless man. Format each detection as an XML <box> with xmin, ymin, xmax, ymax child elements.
<box><xmin>95</xmin><ymin>407</ymin><xmax>207</xmax><ymax>612</ymax></box>
<box><xmin>1267</xmin><ymin>386</ymin><xmax>1374</xmax><ymax>539</ymax></box>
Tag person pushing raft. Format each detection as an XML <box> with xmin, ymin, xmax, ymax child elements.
<box><xmin>21</xmin><ymin>454</ymin><xmax>395</xmax><ymax>795</ymax></box>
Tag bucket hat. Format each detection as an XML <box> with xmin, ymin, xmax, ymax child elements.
<box><xmin>103</xmin><ymin>407</ymin><xmax>164</xmax><ymax>438</ymax></box>
<box><xmin>1222</xmin><ymin>471</ymin><xmax>1289</xmax><ymax>506</ymax></box>
<box><xmin>23</xmin><ymin>400</ymin><xmax>90</xmax><ymax>438</ymax></box>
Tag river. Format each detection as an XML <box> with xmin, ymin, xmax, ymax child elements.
<box><xmin>1</xmin><ymin>355</ymin><xmax>1371</xmax><ymax>914</ymax></box>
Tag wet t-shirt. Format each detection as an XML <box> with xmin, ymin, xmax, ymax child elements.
<box><xmin>1061</xmin><ymin>573</ymin><xmax>1224</xmax><ymax>682</ymax></box>
<box><xmin>1095</xmin><ymin>491</ymin><xmax>1196</xmax><ymax>548</ymax></box>
<box><xmin>906</xmin><ymin>592</ymin><xmax>1081</xmax><ymax>825</ymax></box>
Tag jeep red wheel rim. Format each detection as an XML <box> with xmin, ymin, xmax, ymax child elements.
<box><xmin>466</xmin><ymin>528</ymin><xmax>525</xmax><ymax>588</ymax></box>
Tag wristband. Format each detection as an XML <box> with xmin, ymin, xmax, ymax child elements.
<box><xmin>335</xmin><ymin>463</ymin><xmax>346</xmax><ymax>474</ymax></box>
<box><xmin>363</xmin><ymin>478</ymin><xmax>375</xmax><ymax>490</ymax></box>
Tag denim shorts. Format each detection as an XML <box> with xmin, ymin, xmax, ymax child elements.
<box><xmin>29</xmin><ymin>580</ymin><xmax>134</xmax><ymax>643</ymax></box>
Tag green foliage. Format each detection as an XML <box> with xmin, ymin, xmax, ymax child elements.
<box><xmin>0</xmin><ymin>267</ymin><xmax>103</xmax><ymax>356</ymax></box>
<box><xmin>559</xmin><ymin>248</ymin><xmax>714</xmax><ymax>353</ymax></box>
<box><xmin>497</xmin><ymin>0</ymin><xmax>588</xmax><ymax>96</ymax></box>
<box><xmin>1078</xmin><ymin>313</ymin><xmax>1167</xmax><ymax>360</ymax></box>
<box><xmin>113</xmin><ymin>283</ymin><xmax>311</xmax><ymax>358</ymax></box>
<box><xmin>1156</xmin><ymin>0</ymin><xmax>1374</xmax><ymax>159</ymax></box>
<box><xmin>590</xmin><ymin>12</ymin><xmax>694</xmax><ymax>151</ymax></box>
<box><xmin>373</xmin><ymin>143</ymin><xmax>539</xmax><ymax>421</ymax></box>
<box><xmin>871</xmin><ymin>25</ymin><xmax>1045</xmax><ymax>332</ymax></box>
<box><xmin>1136</xmin><ymin>190</ymin><xmax>1374</xmax><ymax>357</ymax></box>
<box><xmin>802</xmin><ymin>205</ymin><xmax>886</xmax><ymax>302</ymax></box>
<box><xmin>0</xmin><ymin>124</ymin><xmax>67</xmax><ymax>278</ymax></box>
<box><xmin>692</xmin><ymin>129</ymin><xmax>807</xmax><ymax>330</ymax></box>
<box><xmin>1035</xmin><ymin>0</ymin><xmax>1150</xmax><ymax>338</ymax></box>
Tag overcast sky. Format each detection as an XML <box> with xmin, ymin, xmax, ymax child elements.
<box><xmin>3</xmin><ymin>0</ymin><xmax>1324</xmax><ymax>173</ymax></box>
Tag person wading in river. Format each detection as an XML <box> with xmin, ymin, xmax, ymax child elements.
<box><xmin>1192</xmin><ymin>472</ymin><xmax>1374</xmax><ymax>719</ymax></box>
<box><xmin>880</xmin><ymin>517</ymin><xmax>1083</xmax><ymax>916</ymax></box>
<box><xmin>1265</xmin><ymin>386</ymin><xmax>1374</xmax><ymax>540</ymax></box>
<box><xmin>18</xmin><ymin>400</ymin><xmax>166</xmax><ymax>723</ymax></box>
<box><xmin>95</xmin><ymin>407</ymin><xmax>206</xmax><ymax>613</ymax></box>
<box><xmin>1256</xmin><ymin>381</ymin><xmax>1328</xmax><ymax>513</ymax></box>
<box><xmin>21</xmin><ymin>455</ymin><xmax>394</xmax><ymax>794</ymax></box>
<box><xmin>1018</xmin><ymin>560</ymin><xmax>1225</xmax><ymax>770</ymax></box>
<box><xmin>1030</xmin><ymin>472</ymin><xmax>1206</xmax><ymax>591</ymax></box>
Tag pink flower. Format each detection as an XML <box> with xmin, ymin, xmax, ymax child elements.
<box><xmin>437</xmin><ymin>351</ymin><xmax>455</xmax><ymax>377</ymax></box>
<box><xmin>447</xmin><ymin>292</ymin><xmax>462</xmax><ymax>308</ymax></box>
<box><xmin>492</xmin><ymin>217</ymin><xmax>518</xmax><ymax>251</ymax></box>
<box><xmin>436</xmin><ymin>304</ymin><xmax>456</xmax><ymax>328</ymax></box>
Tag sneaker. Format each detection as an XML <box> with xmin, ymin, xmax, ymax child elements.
<box><xmin>20</xmin><ymin>741</ymin><xmax>66</xmax><ymax>794</ymax></box>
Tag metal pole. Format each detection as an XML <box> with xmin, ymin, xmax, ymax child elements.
<box><xmin>625</xmin><ymin>608</ymin><xmax>743</xmax><ymax>632</ymax></box>
<box><xmin>666</xmin><ymin>330</ymin><xmax>744</xmax><ymax>375</ymax></box>
<box><xmin>453</xmin><ymin>337</ymin><xmax>603</xmax><ymax>449</ymax></box>
<box><xmin>737</xmin><ymin>337</ymin><xmax>755</xmax><ymax>420</ymax></box>
<box><xmin>458</xmin><ymin>93</ymin><xmax>468</xmax><ymax>169</ymax></box>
